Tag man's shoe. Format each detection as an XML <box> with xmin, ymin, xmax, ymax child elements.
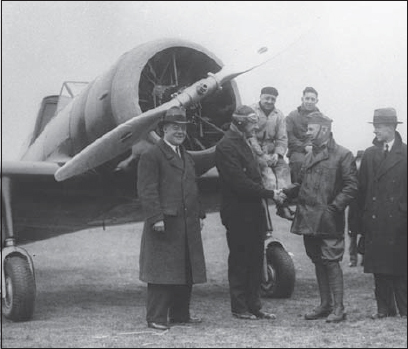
<box><xmin>252</xmin><ymin>310</ymin><xmax>276</xmax><ymax>320</ymax></box>
<box><xmin>326</xmin><ymin>308</ymin><xmax>346</xmax><ymax>323</ymax></box>
<box><xmin>170</xmin><ymin>316</ymin><xmax>203</xmax><ymax>325</ymax></box>
<box><xmin>370</xmin><ymin>313</ymin><xmax>395</xmax><ymax>320</ymax></box>
<box><xmin>304</xmin><ymin>306</ymin><xmax>333</xmax><ymax>320</ymax></box>
<box><xmin>147</xmin><ymin>322</ymin><xmax>169</xmax><ymax>330</ymax></box>
<box><xmin>232</xmin><ymin>312</ymin><xmax>257</xmax><ymax>320</ymax></box>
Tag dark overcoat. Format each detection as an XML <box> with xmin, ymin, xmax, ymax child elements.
<box><xmin>358</xmin><ymin>132</ymin><xmax>407</xmax><ymax>275</ymax></box>
<box><xmin>137</xmin><ymin>139</ymin><xmax>206</xmax><ymax>284</ymax></box>
<box><xmin>291</xmin><ymin>136</ymin><xmax>358</xmax><ymax>237</ymax></box>
<box><xmin>215</xmin><ymin>128</ymin><xmax>275</xmax><ymax>236</ymax></box>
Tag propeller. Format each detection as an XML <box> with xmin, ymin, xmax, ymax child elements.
<box><xmin>54</xmin><ymin>47</ymin><xmax>272</xmax><ymax>182</ymax></box>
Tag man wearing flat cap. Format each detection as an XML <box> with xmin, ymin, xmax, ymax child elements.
<box><xmin>137</xmin><ymin>106</ymin><xmax>206</xmax><ymax>330</ymax></box>
<box><xmin>249</xmin><ymin>87</ymin><xmax>292</xmax><ymax>192</ymax></box>
<box><xmin>283</xmin><ymin>111</ymin><xmax>358</xmax><ymax>323</ymax></box>
<box><xmin>357</xmin><ymin>107</ymin><xmax>407</xmax><ymax>320</ymax></box>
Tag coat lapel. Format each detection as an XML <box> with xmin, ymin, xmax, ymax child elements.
<box><xmin>376</xmin><ymin>144</ymin><xmax>404</xmax><ymax>180</ymax></box>
<box><xmin>304</xmin><ymin>143</ymin><xmax>330</xmax><ymax>170</ymax></box>
<box><xmin>304</xmin><ymin>137</ymin><xmax>339</xmax><ymax>170</ymax></box>
<box><xmin>158</xmin><ymin>140</ymin><xmax>184</xmax><ymax>171</ymax></box>
<box><xmin>374</xmin><ymin>133</ymin><xmax>404</xmax><ymax>180</ymax></box>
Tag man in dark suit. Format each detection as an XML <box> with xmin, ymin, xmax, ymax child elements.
<box><xmin>215</xmin><ymin>105</ymin><xmax>286</xmax><ymax>321</ymax></box>
<box><xmin>137</xmin><ymin>106</ymin><xmax>206</xmax><ymax>330</ymax></box>
<box><xmin>358</xmin><ymin>108</ymin><xmax>407</xmax><ymax>319</ymax></box>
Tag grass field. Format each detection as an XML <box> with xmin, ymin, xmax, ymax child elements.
<box><xmin>2</xmin><ymin>209</ymin><xmax>407</xmax><ymax>348</ymax></box>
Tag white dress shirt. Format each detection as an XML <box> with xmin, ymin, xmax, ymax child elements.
<box><xmin>164</xmin><ymin>139</ymin><xmax>181</xmax><ymax>156</ymax></box>
<box><xmin>384</xmin><ymin>138</ymin><xmax>395</xmax><ymax>152</ymax></box>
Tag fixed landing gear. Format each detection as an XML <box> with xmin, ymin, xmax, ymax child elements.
<box><xmin>261</xmin><ymin>240</ymin><xmax>296</xmax><ymax>298</ymax></box>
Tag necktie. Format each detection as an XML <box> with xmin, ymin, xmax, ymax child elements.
<box><xmin>384</xmin><ymin>144</ymin><xmax>389</xmax><ymax>158</ymax></box>
<box><xmin>176</xmin><ymin>147</ymin><xmax>181</xmax><ymax>157</ymax></box>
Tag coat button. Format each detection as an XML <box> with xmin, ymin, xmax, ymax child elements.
<box><xmin>372</xmin><ymin>197</ymin><xmax>376</xmax><ymax>201</ymax></box>
<box><xmin>372</xmin><ymin>215</ymin><xmax>376</xmax><ymax>219</ymax></box>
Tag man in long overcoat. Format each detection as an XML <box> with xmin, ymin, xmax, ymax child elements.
<box><xmin>285</xmin><ymin>112</ymin><xmax>358</xmax><ymax>323</ymax></box>
<box><xmin>215</xmin><ymin>105</ymin><xmax>285</xmax><ymax>321</ymax></box>
<box><xmin>358</xmin><ymin>108</ymin><xmax>407</xmax><ymax>319</ymax></box>
<box><xmin>137</xmin><ymin>106</ymin><xmax>206</xmax><ymax>330</ymax></box>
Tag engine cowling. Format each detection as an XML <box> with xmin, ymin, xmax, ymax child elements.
<box><xmin>23</xmin><ymin>39</ymin><xmax>240</xmax><ymax>173</ymax></box>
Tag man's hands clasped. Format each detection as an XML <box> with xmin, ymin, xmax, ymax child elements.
<box><xmin>273</xmin><ymin>189</ymin><xmax>287</xmax><ymax>205</ymax></box>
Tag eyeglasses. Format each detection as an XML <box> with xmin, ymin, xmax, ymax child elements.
<box><xmin>168</xmin><ymin>124</ymin><xmax>187</xmax><ymax>131</ymax></box>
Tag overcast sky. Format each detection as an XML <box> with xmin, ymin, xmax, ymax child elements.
<box><xmin>2</xmin><ymin>1</ymin><xmax>407</xmax><ymax>160</ymax></box>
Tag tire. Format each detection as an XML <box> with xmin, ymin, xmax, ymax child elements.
<box><xmin>2</xmin><ymin>255</ymin><xmax>36</xmax><ymax>321</ymax></box>
<box><xmin>261</xmin><ymin>244</ymin><xmax>295</xmax><ymax>298</ymax></box>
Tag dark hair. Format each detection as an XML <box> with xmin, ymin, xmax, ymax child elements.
<box><xmin>303</xmin><ymin>86</ymin><xmax>318</xmax><ymax>97</ymax></box>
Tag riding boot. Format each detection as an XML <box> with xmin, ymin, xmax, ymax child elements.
<box><xmin>305</xmin><ymin>263</ymin><xmax>333</xmax><ymax>320</ymax></box>
<box><xmin>326</xmin><ymin>262</ymin><xmax>346</xmax><ymax>323</ymax></box>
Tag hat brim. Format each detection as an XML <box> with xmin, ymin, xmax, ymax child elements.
<box><xmin>158</xmin><ymin>120</ymin><xmax>190</xmax><ymax>126</ymax></box>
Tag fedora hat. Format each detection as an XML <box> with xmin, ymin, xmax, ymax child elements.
<box><xmin>369</xmin><ymin>108</ymin><xmax>402</xmax><ymax>124</ymax></box>
<box><xmin>159</xmin><ymin>106</ymin><xmax>189</xmax><ymax>127</ymax></box>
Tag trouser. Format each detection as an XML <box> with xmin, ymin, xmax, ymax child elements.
<box><xmin>374</xmin><ymin>273</ymin><xmax>407</xmax><ymax>316</ymax></box>
<box><xmin>226</xmin><ymin>228</ymin><xmax>264</xmax><ymax>314</ymax></box>
<box><xmin>261</xmin><ymin>157</ymin><xmax>292</xmax><ymax>190</ymax></box>
<box><xmin>348</xmin><ymin>234</ymin><xmax>358</xmax><ymax>264</ymax></box>
<box><xmin>304</xmin><ymin>235</ymin><xmax>345</xmax><ymax>312</ymax></box>
<box><xmin>289</xmin><ymin>152</ymin><xmax>306</xmax><ymax>184</ymax></box>
<box><xmin>146</xmin><ymin>283</ymin><xmax>192</xmax><ymax>324</ymax></box>
<box><xmin>273</xmin><ymin>157</ymin><xmax>292</xmax><ymax>189</ymax></box>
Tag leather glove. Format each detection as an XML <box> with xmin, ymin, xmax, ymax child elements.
<box><xmin>282</xmin><ymin>183</ymin><xmax>300</xmax><ymax>199</ymax></box>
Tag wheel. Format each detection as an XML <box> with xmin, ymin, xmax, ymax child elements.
<box><xmin>2</xmin><ymin>255</ymin><xmax>36</xmax><ymax>321</ymax></box>
<box><xmin>261</xmin><ymin>244</ymin><xmax>295</xmax><ymax>298</ymax></box>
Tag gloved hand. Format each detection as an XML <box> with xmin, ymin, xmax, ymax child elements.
<box><xmin>282</xmin><ymin>183</ymin><xmax>300</xmax><ymax>200</ymax></box>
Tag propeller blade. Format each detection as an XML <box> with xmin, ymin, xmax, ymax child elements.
<box><xmin>55</xmin><ymin>48</ymin><xmax>271</xmax><ymax>182</ymax></box>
